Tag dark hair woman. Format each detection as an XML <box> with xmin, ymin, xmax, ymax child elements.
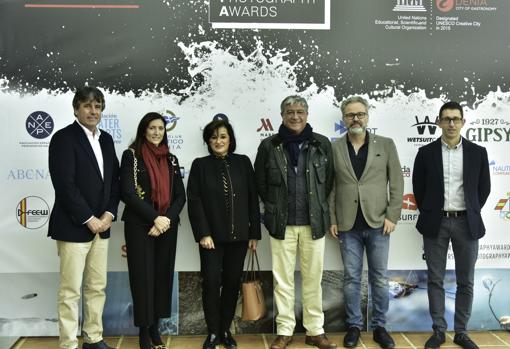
<box><xmin>120</xmin><ymin>112</ymin><xmax>186</xmax><ymax>349</ymax></box>
<box><xmin>187</xmin><ymin>119</ymin><xmax>261</xmax><ymax>349</ymax></box>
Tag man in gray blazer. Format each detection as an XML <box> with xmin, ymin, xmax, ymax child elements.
<box><xmin>329</xmin><ymin>96</ymin><xmax>403</xmax><ymax>349</ymax></box>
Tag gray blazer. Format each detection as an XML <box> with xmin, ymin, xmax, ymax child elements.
<box><xmin>328</xmin><ymin>133</ymin><xmax>404</xmax><ymax>231</ymax></box>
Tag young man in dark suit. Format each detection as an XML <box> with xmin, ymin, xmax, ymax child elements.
<box><xmin>413</xmin><ymin>101</ymin><xmax>490</xmax><ymax>349</ymax></box>
<box><xmin>48</xmin><ymin>86</ymin><xmax>120</xmax><ymax>349</ymax></box>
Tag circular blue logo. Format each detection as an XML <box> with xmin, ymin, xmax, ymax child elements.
<box><xmin>26</xmin><ymin>111</ymin><xmax>54</xmax><ymax>139</ymax></box>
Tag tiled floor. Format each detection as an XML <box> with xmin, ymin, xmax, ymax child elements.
<box><xmin>10</xmin><ymin>331</ymin><xmax>510</xmax><ymax>349</ymax></box>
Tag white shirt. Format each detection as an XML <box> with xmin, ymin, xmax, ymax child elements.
<box><xmin>77</xmin><ymin>121</ymin><xmax>114</xmax><ymax>224</ymax></box>
<box><xmin>77</xmin><ymin>121</ymin><xmax>104</xmax><ymax>179</ymax></box>
<box><xmin>441</xmin><ymin>137</ymin><xmax>466</xmax><ymax>211</ymax></box>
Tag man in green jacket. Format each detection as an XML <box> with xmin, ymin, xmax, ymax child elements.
<box><xmin>255</xmin><ymin>95</ymin><xmax>335</xmax><ymax>349</ymax></box>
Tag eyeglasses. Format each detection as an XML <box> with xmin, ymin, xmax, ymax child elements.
<box><xmin>440</xmin><ymin>117</ymin><xmax>463</xmax><ymax>124</ymax></box>
<box><xmin>344</xmin><ymin>112</ymin><xmax>367</xmax><ymax>120</ymax></box>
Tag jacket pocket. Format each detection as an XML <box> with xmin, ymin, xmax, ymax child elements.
<box><xmin>263</xmin><ymin>202</ymin><xmax>278</xmax><ymax>234</ymax></box>
<box><xmin>314</xmin><ymin>163</ymin><xmax>327</xmax><ymax>183</ymax></box>
<box><xmin>267</xmin><ymin>167</ymin><xmax>282</xmax><ymax>186</ymax></box>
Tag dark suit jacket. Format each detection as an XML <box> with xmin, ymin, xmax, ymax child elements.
<box><xmin>120</xmin><ymin>149</ymin><xmax>186</xmax><ymax>226</ymax></box>
<box><xmin>412</xmin><ymin>137</ymin><xmax>490</xmax><ymax>239</ymax></box>
<box><xmin>48</xmin><ymin>121</ymin><xmax>120</xmax><ymax>242</ymax></box>
<box><xmin>187</xmin><ymin>153</ymin><xmax>261</xmax><ymax>243</ymax></box>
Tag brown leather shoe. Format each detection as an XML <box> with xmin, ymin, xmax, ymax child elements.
<box><xmin>305</xmin><ymin>333</ymin><xmax>338</xmax><ymax>349</ymax></box>
<box><xmin>271</xmin><ymin>335</ymin><xmax>293</xmax><ymax>349</ymax></box>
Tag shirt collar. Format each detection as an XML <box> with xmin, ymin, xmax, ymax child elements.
<box><xmin>76</xmin><ymin>120</ymin><xmax>101</xmax><ymax>139</ymax></box>
<box><xmin>441</xmin><ymin>136</ymin><xmax>462</xmax><ymax>150</ymax></box>
<box><xmin>347</xmin><ymin>131</ymin><xmax>370</xmax><ymax>146</ymax></box>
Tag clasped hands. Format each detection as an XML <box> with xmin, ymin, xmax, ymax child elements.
<box><xmin>148</xmin><ymin>216</ymin><xmax>171</xmax><ymax>237</ymax></box>
<box><xmin>86</xmin><ymin>212</ymin><xmax>114</xmax><ymax>234</ymax></box>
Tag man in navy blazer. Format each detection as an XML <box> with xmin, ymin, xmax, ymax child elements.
<box><xmin>413</xmin><ymin>101</ymin><xmax>490</xmax><ymax>349</ymax></box>
<box><xmin>48</xmin><ymin>86</ymin><xmax>120</xmax><ymax>349</ymax></box>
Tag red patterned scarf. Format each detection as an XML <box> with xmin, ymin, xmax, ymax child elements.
<box><xmin>141</xmin><ymin>141</ymin><xmax>171</xmax><ymax>214</ymax></box>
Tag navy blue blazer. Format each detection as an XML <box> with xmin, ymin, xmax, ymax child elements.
<box><xmin>48</xmin><ymin>121</ymin><xmax>120</xmax><ymax>242</ymax></box>
<box><xmin>412</xmin><ymin>137</ymin><xmax>490</xmax><ymax>239</ymax></box>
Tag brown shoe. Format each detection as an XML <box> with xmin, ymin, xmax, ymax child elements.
<box><xmin>271</xmin><ymin>335</ymin><xmax>293</xmax><ymax>349</ymax></box>
<box><xmin>305</xmin><ymin>333</ymin><xmax>338</xmax><ymax>349</ymax></box>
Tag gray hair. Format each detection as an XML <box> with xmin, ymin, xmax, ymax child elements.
<box><xmin>280</xmin><ymin>95</ymin><xmax>308</xmax><ymax>114</ymax></box>
<box><xmin>340</xmin><ymin>96</ymin><xmax>369</xmax><ymax>115</ymax></box>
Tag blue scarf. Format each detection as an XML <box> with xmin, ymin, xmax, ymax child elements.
<box><xmin>278</xmin><ymin>123</ymin><xmax>313</xmax><ymax>167</ymax></box>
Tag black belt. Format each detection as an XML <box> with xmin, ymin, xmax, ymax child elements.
<box><xmin>443</xmin><ymin>210</ymin><xmax>467</xmax><ymax>218</ymax></box>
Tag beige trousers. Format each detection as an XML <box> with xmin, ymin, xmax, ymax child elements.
<box><xmin>56</xmin><ymin>234</ymin><xmax>108</xmax><ymax>349</ymax></box>
<box><xmin>270</xmin><ymin>225</ymin><xmax>325</xmax><ymax>336</ymax></box>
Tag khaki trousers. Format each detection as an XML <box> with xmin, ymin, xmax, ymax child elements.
<box><xmin>56</xmin><ymin>234</ymin><xmax>108</xmax><ymax>349</ymax></box>
<box><xmin>270</xmin><ymin>225</ymin><xmax>325</xmax><ymax>336</ymax></box>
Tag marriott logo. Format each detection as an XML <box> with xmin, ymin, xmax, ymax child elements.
<box><xmin>257</xmin><ymin>118</ymin><xmax>274</xmax><ymax>132</ymax></box>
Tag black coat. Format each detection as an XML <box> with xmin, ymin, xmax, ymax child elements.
<box><xmin>412</xmin><ymin>137</ymin><xmax>491</xmax><ymax>239</ymax></box>
<box><xmin>120</xmin><ymin>149</ymin><xmax>186</xmax><ymax>226</ymax></box>
<box><xmin>48</xmin><ymin>121</ymin><xmax>120</xmax><ymax>242</ymax></box>
<box><xmin>187</xmin><ymin>153</ymin><xmax>261</xmax><ymax>243</ymax></box>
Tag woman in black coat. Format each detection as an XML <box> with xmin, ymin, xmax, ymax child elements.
<box><xmin>120</xmin><ymin>112</ymin><xmax>185</xmax><ymax>349</ymax></box>
<box><xmin>187</xmin><ymin>119</ymin><xmax>261</xmax><ymax>349</ymax></box>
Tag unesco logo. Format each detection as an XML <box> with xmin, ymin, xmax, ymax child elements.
<box><xmin>26</xmin><ymin>111</ymin><xmax>54</xmax><ymax>139</ymax></box>
<box><xmin>16</xmin><ymin>196</ymin><xmax>50</xmax><ymax>229</ymax></box>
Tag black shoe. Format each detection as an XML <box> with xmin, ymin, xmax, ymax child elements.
<box><xmin>453</xmin><ymin>333</ymin><xmax>479</xmax><ymax>349</ymax></box>
<box><xmin>221</xmin><ymin>331</ymin><xmax>237</xmax><ymax>349</ymax></box>
<box><xmin>149</xmin><ymin>324</ymin><xmax>164</xmax><ymax>346</ymax></box>
<box><xmin>83</xmin><ymin>340</ymin><xmax>114</xmax><ymax>349</ymax></box>
<box><xmin>343</xmin><ymin>326</ymin><xmax>360</xmax><ymax>348</ymax></box>
<box><xmin>203</xmin><ymin>333</ymin><xmax>220</xmax><ymax>349</ymax></box>
<box><xmin>425</xmin><ymin>330</ymin><xmax>445</xmax><ymax>349</ymax></box>
<box><xmin>373</xmin><ymin>327</ymin><xmax>395</xmax><ymax>349</ymax></box>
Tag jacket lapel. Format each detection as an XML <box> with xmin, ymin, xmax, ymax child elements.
<box><xmin>461</xmin><ymin>136</ymin><xmax>471</xmax><ymax>188</ymax></box>
<box><xmin>432</xmin><ymin>138</ymin><xmax>444</xmax><ymax>190</ymax></box>
<box><xmin>339</xmin><ymin>137</ymin><xmax>357</xmax><ymax>181</ymax></box>
<box><xmin>73</xmin><ymin>121</ymin><xmax>103</xmax><ymax>180</ymax></box>
<box><xmin>360</xmin><ymin>134</ymin><xmax>376</xmax><ymax>181</ymax></box>
<box><xmin>271</xmin><ymin>136</ymin><xmax>288</xmax><ymax>187</ymax></box>
<box><xmin>99</xmin><ymin>132</ymin><xmax>110</xmax><ymax>183</ymax></box>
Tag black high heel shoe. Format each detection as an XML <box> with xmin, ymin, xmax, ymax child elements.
<box><xmin>203</xmin><ymin>333</ymin><xmax>220</xmax><ymax>349</ymax></box>
<box><xmin>138</xmin><ymin>327</ymin><xmax>152</xmax><ymax>349</ymax></box>
<box><xmin>148</xmin><ymin>324</ymin><xmax>166</xmax><ymax>349</ymax></box>
<box><xmin>221</xmin><ymin>331</ymin><xmax>237</xmax><ymax>349</ymax></box>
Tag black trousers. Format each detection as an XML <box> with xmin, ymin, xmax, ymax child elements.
<box><xmin>199</xmin><ymin>241</ymin><xmax>248</xmax><ymax>334</ymax></box>
<box><xmin>125</xmin><ymin>222</ymin><xmax>178</xmax><ymax>326</ymax></box>
<box><xmin>423</xmin><ymin>216</ymin><xmax>478</xmax><ymax>334</ymax></box>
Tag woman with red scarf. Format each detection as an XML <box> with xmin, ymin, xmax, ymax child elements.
<box><xmin>120</xmin><ymin>112</ymin><xmax>185</xmax><ymax>349</ymax></box>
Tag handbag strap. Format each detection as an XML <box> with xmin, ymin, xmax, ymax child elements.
<box><xmin>243</xmin><ymin>250</ymin><xmax>262</xmax><ymax>282</ymax></box>
<box><xmin>128</xmin><ymin>148</ymin><xmax>144</xmax><ymax>199</ymax></box>
<box><xmin>128</xmin><ymin>148</ymin><xmax>138</xmax><ymax>189</ymax></box>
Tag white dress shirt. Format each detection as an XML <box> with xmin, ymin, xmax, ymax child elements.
<box><xmin>441</xmin><ymin>137</ymin><xmax>466</xmax><ymax>211</ymax></box>
<box><xmin>76</xmin><ymin>121</ymin><xmax>114</xmax><ymax>223</ymax></box>
<box><xmin>77</xmin><ymin>121</ymin><xmax>104</xmax><ymax>179</ymax></box>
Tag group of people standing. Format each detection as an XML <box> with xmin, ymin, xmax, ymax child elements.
<box><xmin>48</xmin><ymin>87</ymin><xmax>490</xmax><ymax>349</ymax></box>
